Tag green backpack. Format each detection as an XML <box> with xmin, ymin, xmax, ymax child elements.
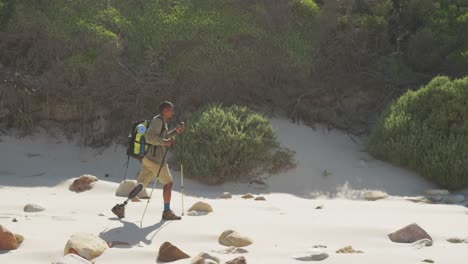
<box><xmin>126</xmin><ymin>116</ymin><xmax>164</xmax><ymax>161</ymax></box>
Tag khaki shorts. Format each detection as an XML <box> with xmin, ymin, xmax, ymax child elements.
<box><xmin>137</xmin><ymin>157</ymin><xmax>173</xmax><ymax>187</ymax></box>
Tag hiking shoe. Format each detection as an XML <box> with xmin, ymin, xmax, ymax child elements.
<box><xmin>162</xmin><ymin>210</ymin><xmax>182</xmax><ymax>220</ymax></box>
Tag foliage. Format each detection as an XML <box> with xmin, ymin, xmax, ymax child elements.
<box><xmin>368</xmin><ymin>76</ymin><xmax>468</xmax><ymax>190</ymax></box>
<box><xmin>173</xmin><ymin>105</ymin><xmax>295</xmax><ymax>184</ymax></box>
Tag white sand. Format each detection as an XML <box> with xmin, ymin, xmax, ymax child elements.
<box><xmin>1</xmin><ymin>118</ymin><xmax>468</xmax><ymax>263</ymax></box>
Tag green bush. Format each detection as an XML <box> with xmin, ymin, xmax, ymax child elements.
<box><xmin>368</xmin><ymin>76</ymin><xmax>468</xmax><ymax>190</ymax></box>
<box><xmin>173</xmin><ymin>105</ymin><xmax>295</xmax><ymax>184</ymax></box>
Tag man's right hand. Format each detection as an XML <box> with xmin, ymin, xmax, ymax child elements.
<box><xmin>163</xmin><ymin>138</ymin><xmax>174</xmax><ymax>147</ymax></box>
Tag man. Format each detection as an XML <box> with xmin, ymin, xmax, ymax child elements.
<box><xmin>137</xmin><ymin>101</ymin><xmax>185</xmax><ymax>220</ymax></box>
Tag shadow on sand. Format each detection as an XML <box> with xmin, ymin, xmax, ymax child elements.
<box><xmin>99</xmin><ymin>218</ymin><xmax>173</xmax><ymax>248</ymax></box>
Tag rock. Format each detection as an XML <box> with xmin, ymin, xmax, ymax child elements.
<box><xmin>220</xmin><ymin>192</ymin><xmax>232</xmax><ymax>199</ymax></box>
<box><xmin>422</xmin><ymin>259</ymin><xmax>434</xmax><ymax>263</ymax></box>
<box><xmin>219</xmin><ymin>230</ymin><xmax>253</xmax><ymax>247</ymax></box>
<box><xmin>0</xmin><ymin>225</ymin><xmax>23</xmax><ymax>250</ymax></box>
<box><xmin>426</xmin><ymin>195</ymin><xmax>443</xmax><ymax>203</ymax></box>
<box><xmin>241</xmin><ymin>193</ymin><xmax>254</xmax><ymax>199</ymax></box>
<box><xmin>12</xmin><ymin>218</ymin><xmax>18</xmax><ymax>222</ymax></box>
<box><xmin>214</xmin><ymin>246</ymin><xmax>248</xmax><ymax>254</ymax></box>
<box><xmin>423</xmin><ymin>189</ymin><xmax>449</xmax><ymax>196</ymax></box>
<box><xmin>64</xmin><ymin>233</ymin><xmax>109</xmax><ymax>260</ymax></box>
<box><xmin>191</xmin><ymin>252</ymin><xmax>220</xmax><ymax>264</ymax></box>
<box><xmin>412</xmin><ymin>239</ymin><xmax>433</xmax><ymax>249</ymax></box>
<box><xmin>115</xmin><ymin>180</ymin><xmax>149</xmax><ymax>198</ymax></box>
<box><xmin>442</xmin><ymin>194</ymin><xmax>465</xmax><ymax>204</ymax></box>
<box><xmin>15</xmin><ymin>234</ymin><xmax>24</xmax><ymax>244</ymax></box>
<box><xmin>292</xmin><ymin>249</ymin><xmax>329</xmax><ymax>261</ymax></box>
<box><xmin>52</xmin><ymin>254</ymin><xmax>92</xmax><ymax>264</ymax></box>
<box><xmin>315</xmin><ymin>205</ymin><xmax>323</xmax><ymax>209</ymax></box>
<box><xmin>225</xmin><ymin>256</ymin><xmax>247</xmax><ymax>264</ymax></box>
<box><xmin>131</xmin><ymin>197</ymin><xmax>141</xmax><ymax>202</ymax></box>
<box><xmin>447</xmin><ymin>237</ymin><xmax>468</xmax><ymax>243</ymax></box>
<box><xmin>388</xmin><ymin>223</ymin><xmax>432</xmax><ymax>243</ymax></box>
<box><xmin>69</xmin><ymin>175</ymin><xmax>98</xmax><ymax>192</ymax></box>
<box><xmin>24</xmin><ymin>203</ymin><xmax>45</xmax><ymax>212</ymax></box>
<box><xmin>254</xmin><ymin>196</ymin><xmax>266</xmax><ymax>201</ymax></box>
<box><xmin>189</xmin><ymin>201</ymin><xmax>213</xmax><ymax>213</ymax></box>
<box><xmin>406</xmin><ymin>196</ymin><xmax>431</xmax><ymax>204</ymax></box>
<box><xmin>336</xmin><ymin>246</ymin><xmax>363</xmax><ymax>253</ymax></box>
<box><xmin>187</xmin><ymin>211</ymin><xmax>208</xmax><ymax>216</ymax></box>
<box><xmin>157</xmin><ymin>241</ymin><xmax>190</xmax><ymax>262</ymax></box>
<box><xmin>312</xmin><ymin>245</ymin><xmax>327</xmax><ymax>248</ymax></box>
<box><xmin>363</xmin><ymin>190</ymin><xmax>388</xmax><ymax>201</ymax></box>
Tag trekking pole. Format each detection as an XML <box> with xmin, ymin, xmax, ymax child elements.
<box><xmin>180</xmin><ymin>134</ymin><xmax>184</xmax><ymax>216</ymax></box>
<box><xmin>122</xmin><ymin>155</ymin><xmax>130</xmax><ymax>181</ymax></box>
<box><xmin>140</xmin><ymin>148</ymin><xmax>169</xmax><ymax>228</ymax></box>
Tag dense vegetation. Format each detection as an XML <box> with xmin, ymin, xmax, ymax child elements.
<box><xmin>368</xmin><ymin>76</ymin><xmax>468</xmax><ymax>190</ymax></box>
<box><xmin>173</xmin><ymin>105</ymin><xmax>295</xmax><ymax>183</ymax></box>
<box><xmin>0</xmin><ymin>1</ymin><xmax>466</xmax><ymax>183</ymax></box>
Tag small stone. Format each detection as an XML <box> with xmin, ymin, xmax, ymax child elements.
<box><xmin>69</xmin><ymin>175</ymin><xmax>98</xmax><ymax>193</ymax></box>
<box><xmin>98</xmin><ymin>213</ymin><xmax>105</xmax><ymax>216</ymax></box>
<box><xmin>187</xmin><ymin>211</ymin><xmax>208</xmax><ymax>216</ymax></box>
<box><xmin>0</xmin><ymin>225</ymin><xmax>23</xmax><ymax>250</ymax></box>
<box><xmin>447</xmin><ymin>238</ymin><xmax>468</xmax><ymax>243</ymax></box>
<box><xmin>191</xmin><ymin>252</ymin><xmax>220</xmax><ymax>264</ymax></box>
<box><xmin>219</xmin><ymin>230</ymin><xmax>253</xmax><ymax>247</ymax></box>
<box><xmin>406</xmin><ymin>196</ymin><xmax>431</xmax><ymax>204</ymax></box>
<box><xmin>115</xmin><ymin>180</ymin><xmax>149</xmax><ymax>198</ymax></box>
<box><xmin>225</xmin><ymin>256</ymin><xmax>246</xmax><ymax>264</ymax></box>
<box><xmin>12</xmin><ymin>218</ymin><xmax>18</xmax><ymax>222</ymax></box>
<box><xmin>426</xmin><ymin>195</ymin><xmax>443</xmax><ymax>202</ymax></box>
<box><xmin>213</xmin><ymin>246</ymin><xmax>248</xmax><ymax>254</ymax></box>
<box><xmin>292</xmin><ymin>249</ymin><xmax>329</xmax><ymax>261</ymax></box>
<box><xmin>388</xmin><ymin>223</ymin><xmax>432</xmax><ymax>243</ymax></box>
<box><xmin>336</xmin><ymin>246</ymin><xmax>364</xmax><ymax>253</ymax></box>
<box><xmin>254</xmin><ymin>196</ymin><xmax>266</xmax><ymax>201</ymax></box>
<box><xmin>423</xmin><ymin>189</ymin><xmax>449</xmax><ymax>196</ymax></box>
<box><xmin>413</xmin><ymin>239</ymin><xmax>433</xmax><ymax>249</ymax></box>
<box><xmin>422</xmin><ymin>259</ymin><xmax>434</xmax><ymax>263</ymax></box>
<box><xmin>242</xmin><ymin>193</ymin><xmax>254</xmax><ymax>199</ymax></box>
<box><xmin>64</xmin><ymin>233</ymin><xmax>109</xmax><ymax>260</ymax></box>
<box><xmin>105</xmin><ymin>173</ymin><xmax>109</xmax><ymax>177</ymax></box>
<box><xmin>442</xmin><ymin>194</ymin><xmax>465</xmax><ymax>204</ymax></box>
<box><xmin>157</xmin><ymin>241</ymin><xmax>190</xmax><ymax>262</ymax></box>
<box><xmin>220</xmin><ymin>192</ymin><xmax>232</xmax><ymax>199</ymax></box>
<box><xmin>312</xmin><ymin>245</ymin><xmax>327</xmax><ymax>248</ymax></box>
<box><xmin>363</xmin><ymin>190</ymin><xmax>388</xmax><ymax>201</ymax></box>
<box><xmin>52</xmin><ymin>254</ymin><xmax>92</xmax><ymax>264</ymax></box>
<box><xmin>315</xmin><ymin>205</ymin><xmax>323</xmax><ymax>209</ymax></box>
<box><xmin>189</xmin><ymin>201</ymin><xmax>213</xmax><ymax>213</ymax></box>
<box><xmin>24</xmin><ymin>203</ymin><xmax>45</xmax><ymax>212</ymax></box>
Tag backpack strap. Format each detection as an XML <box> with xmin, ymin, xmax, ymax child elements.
<box><xmin>150</xmin><ymin>115</ymin><xmax>166</xmax><ymax>157</ymax></box>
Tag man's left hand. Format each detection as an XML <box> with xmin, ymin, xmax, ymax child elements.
<box><xmin>175</xmin><ymin>122</ymin><xmax>185</xmax><ymax>134</ymax></box>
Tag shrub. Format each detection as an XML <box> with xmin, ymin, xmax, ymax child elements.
<box><xmin>173</xmin><ymin>105</ymin><xmax>295</xmax><ymax>184</ymax></box>
<box><xmin>368</xmin><ymin>76</ymin><xmax>468</xmax><ymax>190</ymax></box>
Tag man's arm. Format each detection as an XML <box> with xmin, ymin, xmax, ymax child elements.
<box><xmin>166</xmin><ymin>129</ymin><xmax>178</xmax><ymax>139</ymax></box>
<box><xmin>145</xmin><ymin>118</ymin><xmax>165</xmax><ymax>146</ymax></box>
<box><xmin>167</xmin><ymin>122</ymin><xmax>185</xmax><ymax>139</ymax></box>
